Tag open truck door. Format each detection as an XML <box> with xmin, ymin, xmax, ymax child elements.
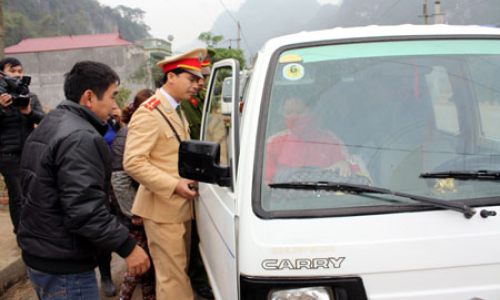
<box><xmin>179</xmin><ymin>59</ymin><xmax>241</xmax><ymax>300</ymax></box>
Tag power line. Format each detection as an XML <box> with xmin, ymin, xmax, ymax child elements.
<box><xmin>212</xmin><ymin>0</ymin><xmax>254</xmax><ymax>55</ymax></box>
<box><xmin>193</xmin><ymin>0</ymin><xmax>225</xmax><ymax>34</ymax></box>
<box><xmin>214</xmin><ymin>0</ymin><xmax>239</xmax><ymax>24</ymax></box>
<box><xmin>375</xmin><ymin>0</ymin><xmax>405</xmax><ymax>23</ymax></box>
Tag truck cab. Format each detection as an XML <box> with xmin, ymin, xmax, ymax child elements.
<box><xmin>179</xmin><ymin>25</ymin><xmax>500</xmax><ymax>300</ymax></box>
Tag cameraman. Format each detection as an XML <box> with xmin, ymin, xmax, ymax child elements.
<box><xmin>0</xmin><ymin>57</ymin><xmax>45</xmax><ymax>233</ymax></box>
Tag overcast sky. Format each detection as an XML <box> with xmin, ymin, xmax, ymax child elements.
<box><xmin>97</xmin><ymin>0</ymin><xmax>342</xmax><ymax>52</ymax></box>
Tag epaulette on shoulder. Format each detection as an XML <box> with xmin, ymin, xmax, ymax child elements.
<box><xmin>143</xmin><ymin>98</ymin><xmax>160</xmax><ymax>111</ymax></box>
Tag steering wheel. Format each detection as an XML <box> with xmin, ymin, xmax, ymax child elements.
<box><xmin>273</xmin><ymin>166</ymin><xmax>371</xmax><ymax>185</ymax></box>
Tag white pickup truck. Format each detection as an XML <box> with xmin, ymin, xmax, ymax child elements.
<box><xmin>179</xmin><ymin>25</ymin><xmax>500</xmax><ymax>300</ymax></box>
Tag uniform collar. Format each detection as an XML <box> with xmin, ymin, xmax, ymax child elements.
<box><xmin>160</xmin><ymin>88</ymin><xmax>179</xmax><ymax>111</ymax></box>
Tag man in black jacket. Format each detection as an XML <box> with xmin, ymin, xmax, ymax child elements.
<box><xmin>17</xmin><ymin>61</ymin><xmax>150</xmax><ymax>300</ymax></box>
<box><xmin>0</xmin><ymin>57</ymin><xmax>45</xmax><ymax>234</ymax></box>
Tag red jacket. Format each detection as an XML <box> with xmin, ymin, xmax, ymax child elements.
<box><xmin>265</xmin><ymin>127</ymin><xmax>360</xmax><ymax>183</ymax></box>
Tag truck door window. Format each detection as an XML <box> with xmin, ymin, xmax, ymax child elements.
<box><xmin>203</xmin><ymin>67</ymin><xmax>232</xmax><ymax>166</ymax></box>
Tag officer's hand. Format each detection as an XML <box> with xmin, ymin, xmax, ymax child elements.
<box><xmin>19</xmin><ymin>98</ymin><xmax>32</xmax><ymax>115</ymax></box>
<box><xmin>175</xmin><ymin>178</ymin><xmax>198</xmax><ymax>199</ymax></box>
<box><xmin>0</xmin><ymin>94</ymin><xmax>12</xmax><ymax>107</ymax></box>
<box><xmin>131</xmin><ymin>216</ymin><xmax>143</xmax><ymax>226</ymax></box>
<box><xmin>124</xmin><ymin>245</ymin><xmax>150</xmax><ymax>276</ymax></box>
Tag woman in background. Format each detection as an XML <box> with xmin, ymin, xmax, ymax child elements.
<box><xmin>112</xmin><ymin>89</ymin><xmax>156</xmax><ymax>300</ymax></box>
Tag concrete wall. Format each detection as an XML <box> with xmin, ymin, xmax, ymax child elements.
<box><xmin>13</xmin><ymin>44</ymin><xmax>151</xmax><ymax>109</ymax></box>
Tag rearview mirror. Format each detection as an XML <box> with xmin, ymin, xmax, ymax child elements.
<box><xmin>178</xmin><ymin>140</ymin><xmax>231</xmax><ymax>187</ymax></box>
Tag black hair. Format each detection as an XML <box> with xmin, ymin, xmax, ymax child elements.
<box><xmin>161</xmin><ymin>68</ymin><xmax>188</xmax><ymax>85</ymax></box>
<box><xmin>0</xmin><ymin>57</ymin><xmax>22</xmax><ymax>72</ymax></box>
<box><xmin>64</xmin><ymin>61</ymin><xmax>120</xmax><ymax>103</ymax></box>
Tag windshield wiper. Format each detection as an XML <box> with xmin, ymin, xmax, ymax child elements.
<box><xmin>269</xmin><ymin>181</ymin><xmax>476</xmax><ymax>218</ymax></box>
<box><xmin>420</xmin><ymin>170</ymin><xmax>500</xmax><ymax>180</ymax></box>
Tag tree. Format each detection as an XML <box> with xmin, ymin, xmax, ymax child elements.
<box><xmin>4</xmin><ymin>13</ymin><xmax>34</xmax><ymax>46</ymax></box>
<box><xmin>3</xmin><ymin>0</ymin><xmax>151</xmax><ymax>47</ymax></box>
<box><xmin>115</xmin><ymin>86</ymin><xmax>132</xmax><ymax>108</ymax></box>
<box><xmin>112</xmin><ymin>5</ymin><xmax>151</xmax><ymax>42</ymax></box>
<box><xmin>210</xmin><ymin>47</ymin><xmax>246</xmax><ymax>69</ymax></box>
<box><xmin>198</xmin><ymin>31</ymin><xmax>224</xmax><ymax>47</ymax></box>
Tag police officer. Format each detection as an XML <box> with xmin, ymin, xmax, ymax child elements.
<box><xmin>0</xmin><ymin>57</ymin><xmax>45</xmax><ymax>233</ymax></box>
<box><xmin>181</xmin><ymin>56</ymin><xmax>215</xmax><ymax>298</ymax></box>
<box><xmin>123</xmin><ymin>48</ymin><xmax>207</xmax><ymax>300</ymax></box>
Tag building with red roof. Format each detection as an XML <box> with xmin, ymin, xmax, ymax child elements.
<box><xmin>5</xmin><ymin>33</ymin><xmax>152</xmax><ymax>108</ymax></box>
<box><xmin>5</xmin><ymin>33</ymin><xmax>133</xmax><ymax>54</ymax></box>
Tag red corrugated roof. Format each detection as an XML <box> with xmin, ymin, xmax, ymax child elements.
<box><xmin>5</xmin><ymin>32</ymin><xmax>133</xmax><ymax>54</ymax></box>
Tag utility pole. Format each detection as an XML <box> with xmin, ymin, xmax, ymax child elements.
<box><xmin>237</xmin><ymin>22</ymin><xmax>241</xmax><ymax>50</ymax></box>
<box><xmin>0</xmin><ymin>0</ymin><xmax>4</xmax><ymax>58</ymax></box>
<box><xmin>420</xmin><ymin>1</ymin><xmax>429</xmax><ymax>25</ymax></box>
<box><xmin>434</xmin><ymin>1</ymin><xmax>444</xmax><ymax>24</ymax></box>
<box><xmin>419</xmin><ymin>1</ymin><xmax>445</xmax><ymax>25</ymax></box>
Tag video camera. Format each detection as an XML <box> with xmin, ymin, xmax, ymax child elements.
<box><xmin>0</xmin><ymin>70</ymin><xmax>31</xmax><ymax>108</ymax></box>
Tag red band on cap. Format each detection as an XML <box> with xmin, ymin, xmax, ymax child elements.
<box><xmin>162</xmin><ymin>58</ymin><xmax>202</xmax><ymax>74</ymax></box>
<box><xmin>201</xmin><ymin>59</ymin><xmax>210</xmax><ymax>67</ymax></box>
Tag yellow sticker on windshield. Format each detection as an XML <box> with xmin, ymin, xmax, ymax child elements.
<box><xmin>283</xmin><ymin>63</ymin><xmax>304</xmax><ymax>81</ymax></box>
<box><xmin>433</xmin><ymin>178</ymin><xmax>457</xmax><ymax>194</ymax></box>
<box><xmin>279</xmin><ymin>54</ymin><xmax>303</xmax><ymax>63</ymax></box>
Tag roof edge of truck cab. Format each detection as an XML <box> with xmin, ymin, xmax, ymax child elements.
<box><xmin>259</xmin><ymin>24</ymin><xmax>500</xmax><ymax>55</ymax></box>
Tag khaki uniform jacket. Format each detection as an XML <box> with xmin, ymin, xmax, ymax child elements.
<box><xmin>123</xmin><ymin>89</ymin><xmax>192</xmax><ymax>223</ymax></box>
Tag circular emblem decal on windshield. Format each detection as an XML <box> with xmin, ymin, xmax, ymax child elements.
<box><xmin>283</xmin><ymin>63</ymin><xmax>305</xmax><ymax>81</ymax></box>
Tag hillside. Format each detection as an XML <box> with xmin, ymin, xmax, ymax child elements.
<box><xmin>4</xmin><ymin>0</ymin><xmax>151</xmax><ymax>47</ymax></box>
<box><xmin>206</xmin><ymin>0</ymin><xmax>499</xmax><ymax>61</ymax></box>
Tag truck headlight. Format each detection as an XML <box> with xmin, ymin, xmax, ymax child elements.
<box><xmin>269</xmin><ymin>286</ymin><xmax>333</xmax><ymax>300</ymax></box>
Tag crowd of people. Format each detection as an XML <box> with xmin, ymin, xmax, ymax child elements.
<box><xmin>0</xmin><ymin>47</ymin><xmax>214</xmax><ymax>300</ymax></box>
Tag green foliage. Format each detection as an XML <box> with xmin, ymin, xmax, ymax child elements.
<box><xmin>198</xmin><ymin>31</ymin><xmax>224</xmax><ymax>47</ymax></box>
<box><xmin>146</xmin><ymin>56</ymin><xmax>165</xmax><ymax>88</ymax></box>
<box><xmin>112</xmin><ymin>5</ymin><xmax>150</xmax><ymax>43</ymax></box>
<box><xmin>210</xmin><ymin>47</ymin><xmax>247</xmax><ymax>69</ymax></box>
<box><xmin>116</xmin><ymin>86</ymin><xmax>132</xmax><ymax>108</ymax></box>
<box><xmin>4</xmin><ymin>13</ymin><xmax>33</xmax><ymax>45</ymax></box>
<box><xmin>3</xmin><ymin>0</ymin><xmax>151</xmax><ymax>47</ymax></box>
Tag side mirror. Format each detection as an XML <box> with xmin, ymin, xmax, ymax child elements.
<box><xmin>178</xmin><ymin>140</ymin><xmax>231</xmax><ymax>187</ymax></box>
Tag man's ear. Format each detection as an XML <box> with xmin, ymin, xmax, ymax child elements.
<box><xmin>79</xmin><ymin>90</ymin><xmax>93</xmax><ymax>108</ymax></box>
<box><xmin>166</xmin><ymin>71</ymin><xmax>177</xmax><ymax>83</ymax></box>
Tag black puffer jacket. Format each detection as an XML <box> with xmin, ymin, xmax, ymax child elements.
<box><xmin>0</xmin><ymin>93</ymin><xmax>45</xmax><ymax>154</ymax></box>
<box><xmin>17</xmin><ymin>100</ymin><xmax>136</xmax><ymax>274</ymax></box>
<box><xmin>111</xmin><ymin>125</ymin><xmax>128</xmax><ymax>172</ymax></box>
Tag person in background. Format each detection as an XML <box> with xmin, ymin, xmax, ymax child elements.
<box><xmin>104</xmin><ymin>101</ymin><xmax>123</xmax><ymax>148</ymax></box>
<box><xmin>0</xmin><ymin>57</ymin><xmax>45</xmax><ymax>234</ymax></box>
<box><xmin>180</xmin><ymin>57</ymin><xmax>211</xmax><ymax>140</ymax></box>
<box><xmin>99</xmin><ymin>100</ymin><xmax>124</xmax><ymax>297</ymax></box>
<box><xmin>112</xmin><ymin>88</ymin><xmax>156</xmax><ymax>300</ymax></box>
<box><xmin>17</xmin><ymin>61</ymin><xmax>150</xmax><ymax>300</ymax></box>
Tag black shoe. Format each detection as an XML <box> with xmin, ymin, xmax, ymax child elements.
<box><xmin>196</xmin><ymin>286</ymin><xmax>214</xmax><ymax>299</ymax></box>
<box><xmin>100</xmin><ymin>276</ymin><xmax>117</xmax><ymax>297</ymax></box>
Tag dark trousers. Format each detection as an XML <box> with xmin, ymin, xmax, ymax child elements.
<box><xmin>0</xmin><ymin>154</ymin><xmax>22</xmax><ymax>234</ymax></box>
<box><xmin>97</xmin><ymin>251</ymin><xmax>112</xmax><ymax>278</ymax></box>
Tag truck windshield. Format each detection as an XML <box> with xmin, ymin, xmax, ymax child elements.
<box><xmin>259</xmin><ymin>39</ymin><xmax>500</xmax><ymax>218</ymax></box>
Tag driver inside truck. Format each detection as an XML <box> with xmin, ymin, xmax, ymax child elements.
<box><xmin>264</xmin><ymin>92</ymin><xmax>361</xmax><ymax>183</ymax></box>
